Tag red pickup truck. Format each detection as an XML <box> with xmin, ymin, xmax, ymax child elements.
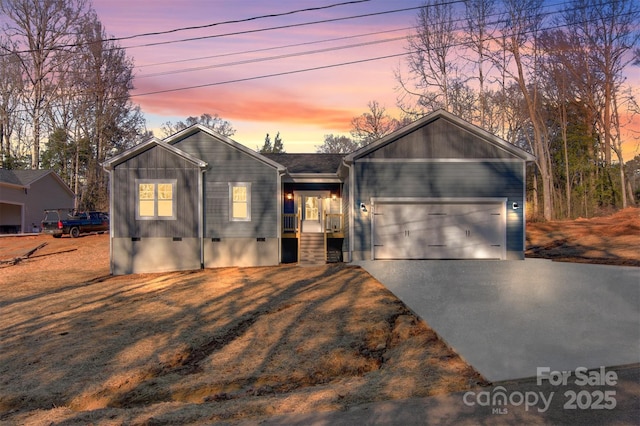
<box><xmin>41</xmin><ymin>209</ymin><xmax>109</xmax><ymax>238</ymax></box>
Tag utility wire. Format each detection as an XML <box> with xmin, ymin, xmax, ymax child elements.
<box><xmin>0</xmin><ymin>0</ymin><xmax>372</xmax><ymax>56</ymax></box>
<box><xmin>131</xmin><ymin>0</ymin><xmax>571</xmax><ymax>80</ymax></box>
<box><xmin>135</xmin><ymin>26</ymin><xmax>415</xmax><ymax>69</ymax></box>
<box><xmin>136</xmin><ymin>35</ymin><xmax>408</xmax><ymax>79</ymax></box>
<box><xmin>3</xmin><ymin>0</ymin><xmax>631</xmax><ymax>108</ymax></box>
<box><xmin>131</xmin><ymin>52</ymin><xmax>409</xmax><ymax>98</ymax></box>
<box><xmin>128</xmin><ymin>5</ymin><xmax>634</xmax><ymax>98</ymax></box>
<box><xmin>118</xmin><ymin>4</ymin><xmax>432</xmax><ymax>51</ymax></box>
<box><xmin>0</xmin><ymin>1</ymin><xmax>456</xmax><ymax>57</ymax></box>
<box><xmin>105</xmin><ymin>0</ymin><xmax>373</xmax><ymax>42</ymax></box>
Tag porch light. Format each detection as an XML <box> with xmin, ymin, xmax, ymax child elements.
<box><xmin>360</xmin><ymin>202</ymin><xmax>367</xmax><ymax>212</ymax></box>
<box><xmin>286</xmin><ymin>193</ymin><xmax>293</xmax><ymax>200</ymax></box>
<box><xmin>512</xmin><ymin>202</ymin><xmax>519</xmax><ymax>210</ymax></box>
<box><xmin>331</xmin><ymin>193</ymin><xmax>337</xmax><ymax>200</ymax></box>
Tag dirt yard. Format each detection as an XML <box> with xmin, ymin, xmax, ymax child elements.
<box><xmin>0</xmin><ymin>234</ymin><xmax>484</xmax><ymax>425</ymax></box>
<box><xmin>526</xmin><ymin>207</ymin><xmax>640</xmax><ymax>266</ymax></box>
<box><xmin>1</xmin><ymin>207</ymin><xmax>638</xmax><ymax>425</ymax></box>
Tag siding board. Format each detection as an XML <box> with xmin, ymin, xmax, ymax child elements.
<box><xmin>112</xmin><ymin>144</ymin><xmax>200</xmax><ymax>239</ymax></box>
<box><xmin>173</xmin><ymin>132</ymin><xmax>278</xmax><ymax>238</ymax></box>
<box><xmin>367</xmin><ymin>118</ymin><xmax>517</xmax><ymax>159</ymax></box>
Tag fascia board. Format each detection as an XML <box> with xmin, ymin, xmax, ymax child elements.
<box><xmin>165</xmin><ymin>124</ymin><xmax>285</xmax><ymax>172</ymax></box>
<box><xmin>344</xmin><ymin>109</ymin><xmax>536</xmax><ymax>162</ymax></box>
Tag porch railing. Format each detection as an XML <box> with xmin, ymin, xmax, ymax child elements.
<box><xmin>282</xmin><ymin>213</ymin><xmax>344</xmax><ymax>235</ymax></box>
<box><xmin>282</xmin><ymin>213</ymin><xmax>299</xmax><ymax>234</ymax></box>
<box><xmin>324</xmin><ymin>213</ymin><xmax>343</xmax><ymax>233</ymax></box>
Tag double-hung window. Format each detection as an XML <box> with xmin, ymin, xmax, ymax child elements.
<box><xmin>229</xmin><ymin>182</ymin><xmax>251</xmax><ymax>221</ymax></box>
<box><xmin>136</xmin><ymin>179</ymin><xmax>176</xmax><ymax>220</ymax></box>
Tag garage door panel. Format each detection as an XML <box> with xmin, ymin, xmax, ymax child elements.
<box><xmin>373</xmin><ymin>203</ymin><xmax>410</xmax><ymax>258</ymax></box>
<box><xmin>373</xmin><ymin>201</ymin><xmax>505</xmax><ymax>260</ymax></box>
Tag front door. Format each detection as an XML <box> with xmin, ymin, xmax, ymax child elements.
<box><xmin>299</xmin><ymin>192</ymin><xmax>328</xmax><ymax>233</ymax></box>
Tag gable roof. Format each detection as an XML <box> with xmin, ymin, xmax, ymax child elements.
<box><xmin>344</xmin><ymin>109</ymin><xmax>536</xmax><ymax>162</ymax></box>
<box><xmin>263</xmin><ymin>153</ymin><xmax>343</xmax><ymax>174</ymax></box>
<box><xmin>103</xmin><ymin>137</ymin><xmax>208</xmax><ymax>170</ymax></box>
<box><xmin>165</xmin><ymin>124</ymin><xmax>286</xmax><ymax>172</ymax></box>
<box><xmin>0</xmin><ymin>169</ymin><xmax>74</xmax><ymax>195</ymax></box>
<box><xmin>0</xmin><ymin>169</ymin><xmax>50</xmax><ymax>186</ymax></box>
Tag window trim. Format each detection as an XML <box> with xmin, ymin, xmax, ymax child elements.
<box><xmin>136</xmin><ymin>179</ymin><xmax>177</xmax><ymax>220</ymax></box>
<box><xmin>229</xmin><ymin>182</ymin><xmax>251</xmax><ymax>222</ymax></box>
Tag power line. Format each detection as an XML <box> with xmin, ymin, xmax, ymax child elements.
<box><xmin>136</xmin><ymin>35</ymin><xmax>408</xmax><ymax>79</ymax></box>
<box><xmin>0</xmin><ymin>1</ymin><xmax>373</xmax><ymax>57</ymax></box>
<box><xmin>105</xmin><ymin>0</ymin><xmax>373</xmax><ymax>43</ymax></box>
<box><xmin>4</xmin><ymin>0</ymin><xmax>633</xmax><ymax>110</ymax></box>
<box><xmin>131</xmin><ymin>0</ymin><xmax>567</xmax><ymax>80</ymax></box>
<box><xmin>131</xmin><ymin>52</ymin><xmax>410</xmax><ymax>98</ymax></box>
<box><xmin>128</xmin><ymin>3</ymin><xmax>633</xmax><ymax>98</ymax></box>
<box><xmin>135</xmin><ymin>26</ymin><xmax>415</xmax><ymax>69</ymax></box>
<box><xmin>118</xmin><ymin>4</ymin><xmax>432</xmax><ymax>51</ymax></box>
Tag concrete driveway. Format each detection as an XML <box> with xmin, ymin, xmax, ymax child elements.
<box><xmin>356</xmin><ymin>258</ymin><xmax>640</xmax><ymax>382</ymax></box>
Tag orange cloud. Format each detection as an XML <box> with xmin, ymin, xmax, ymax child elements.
<box><xmin>133</xmin><ymin>81</ymin><xmax>355</xmax><ymax>131</ymax></box>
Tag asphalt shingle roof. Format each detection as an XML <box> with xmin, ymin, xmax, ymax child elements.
<box><xmin>0</xmin><ymin>169</ymin><xmax>51</xmax><ymax>186</ymax></box>
<box><xmin>263</xmin><ymin>153</ymin><xmax>344</xmax><ymax>174</ymax></box>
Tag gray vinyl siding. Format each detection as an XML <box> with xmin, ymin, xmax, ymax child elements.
<box><xmin>111</xmin><ymin>145</ymin><xmax>201</xmax><ymax>238</ymax></box>
<box><xmin>366</xmin><ymin>118</ymin><xmax>516</xmax><ymax>159</ymax></box>
<box><xmin>26</xmin><ymin>178</ymin><xmax>75</xmax><ymax>232</ymax></box>
<box><xmin>0</xmin><ymin>175</ymin><xmax>74</xmax><ymax>233</ymax></box>
<box><xmin>352</xmin><ymin>160</ymin><xmax>525</xmax><ymax>257</ymax></box>
<box><xmin>172</xmin><ymin>132</ymin><xmax>278</xmax><ymax>238</ymax></box>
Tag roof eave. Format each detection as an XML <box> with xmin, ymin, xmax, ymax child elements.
<box><xmin>344</xmin><ymin>109</ymin><xmax>536</xmax><ymax>162</ymax></box>
<box><xmin>283</xmin><ymin>173</ymin><xmax>342</xmax><ymax>183</ymax></box>
<box><xmin>0</xmin><ymin>181</ymin><xmax>26</xmax><ymax>190</ymax></box>
<box><xmin>166</xmin><ymin>124</ymin><xmax>286</xmax><ymax>172</ymax></box>
<box><xmin>103</xmin><ymin>138</ymin><xmax>208</xmax><ymax>171</ymax></box>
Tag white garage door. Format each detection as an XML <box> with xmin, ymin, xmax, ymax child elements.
<box><xmin>373</xmin><ymin>200</ymin><xmax>506</xmax><ymax>260</ymax></box>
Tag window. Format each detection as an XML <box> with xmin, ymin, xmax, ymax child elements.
<box><xmin>136</xmin><ymin>180</ymin><xmax>176</xmax><ymax>220</ymax></box>
<box><xmin>229</xmin><ymin>182</ymin><xmax>251</xmax><ymax>221</ymax></box>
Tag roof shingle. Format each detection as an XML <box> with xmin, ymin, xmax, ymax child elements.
<box><xmin>0</xmin><ymin>169</ymin><xmax>51</xmax><ymax>186</ymax></box>
<box><xmin>263</xmin><ymin>153</ymin><xmax>343</xmax><ymax>174</ymax></box>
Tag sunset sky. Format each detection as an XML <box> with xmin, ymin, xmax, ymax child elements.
<box><xmin>91</xmin><ymin>0</ymin><xmax>640</xmax><ymax>157</ymax></box>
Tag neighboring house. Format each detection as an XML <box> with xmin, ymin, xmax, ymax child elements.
<box><xmin>0</xmin><ymin>169</ymin><xmax>75</xmax><ymax>234</ymax></box>
<box><xmin>104</xmin><ymin>109</ymin><xmax>535</xmax><ymax>275</ymax></box>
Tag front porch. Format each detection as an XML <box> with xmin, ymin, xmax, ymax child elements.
<box><xmin>280</xmin><ymin>183</ymin><xmax>344</xmax><ymax>265</ymax></box>
<box><xmin>282</xmin><ymin>211</ymin><xmax>344</xmax><ymax>265</ymax></box>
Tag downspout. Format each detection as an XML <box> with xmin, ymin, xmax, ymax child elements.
<box><xmin>276</xmin><ymin>169</ymin><xmax>285</xmax><ymax>264</ymax></box>
<box><xmin>200</xmin><ymin>167</ymin><xmax>206</xmax><ymax>269</ymax></box>
<box><xmin>104</xmin><ymin>165</ymin><xmax>114</xmax><ymax>275</ymax></box>
<box><xmin>347</xmin><ymin>159</ymin><xmax>355</xmax><ymax>263</ymax></box>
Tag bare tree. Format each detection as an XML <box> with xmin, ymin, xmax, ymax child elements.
<box><xmin>563</xmin><ymin>0</ymin><xmax>639</xmax><ymax>207</ymax></box>
<box><xmin>72</xmin><ymin>11</ymin><xmax>144</xmax><ymax>210</ymax></box>
<box><xmin>350</xmin><ymin>100</ymin><xmax>404</xmax><ymax>145</ymax></box>
<box><xmin>397</xmin><ymin>0</ymin><xmax>461</xmax><ymax>116</ymax></box>
<box><xmin>463</xmin><ymin>0</ymin><xmax>496</xmax><ymax>128</ymax></box>
<box><xmin>0</xmin><ymin>0</ymin><xmax>89</xmax><ymax>169</ymax></box>
<box><xmin>539</xmin><ymin>31</ymin><xmax>574</xmax><ymax>217</ymax></box>
<box><xmin>160</xmin><ymin>113</ymin><xmax>235</xmax><ymax>138</ymax></box>
<box><xmin>0</xmin><ymin>36</ymin><xmax>23</xmax><ymax>168</ymax></box>
<box><xmin>495</xmin><ymin>0</ymin><xmax>555</xmax><ymax>220</ymax></box>
<box><xmin>316</xmin><ymin>134</ymin><xmax>360</xmax><ymax>154</ymax></box>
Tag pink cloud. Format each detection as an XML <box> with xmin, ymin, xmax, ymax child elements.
<box><xmin>133</xmin><ymin>82</ymin><xmax>354</xmax><ymax>131</ymax></box>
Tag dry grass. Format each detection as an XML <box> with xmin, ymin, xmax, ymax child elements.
<box><xmin>0</xmin><ymin>234</ymin><xmax>483</xmax><ymax>425</ymax></box>
<box><xmin>3</xmin><ymin>207</ymin><xmax>637</xmax><ymax>424</ymax></box>
<box><xmin>526</xmin><ymin>207</ymin><xmax>640</xmax><ymax>266</ymax></box>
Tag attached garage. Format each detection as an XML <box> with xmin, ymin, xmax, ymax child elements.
<box><xmin>372</xmin><ymin>198</ymin><xmax>506</xmax><ymax>260</ymax></box>
<box><xmin>343</xmin><ymin>109</ymin><xmax>536</xmax><ymax>262</ymax></box>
